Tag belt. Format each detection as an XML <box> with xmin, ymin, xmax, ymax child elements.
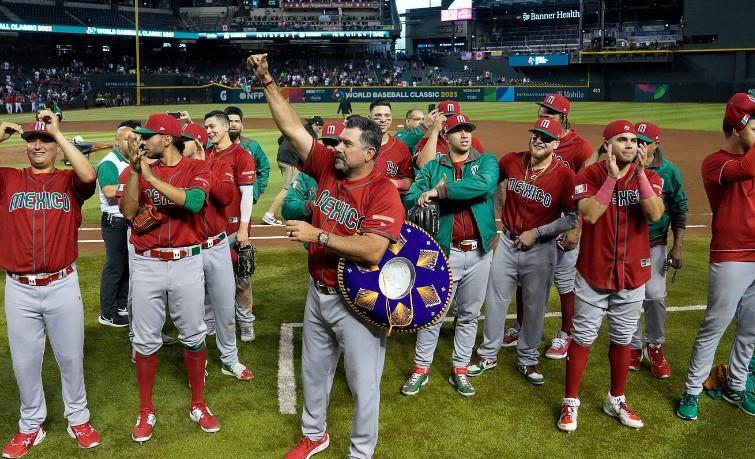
<box><xmin>201</xmin><ymin>232</ymin><xmax>227</xmax><ymax>249</ymax></box>
<box><xmin>501</xmin><ymin>228</ymin><xmax>516</xmax><ymax>241</ymax></box>
<box><xmin>138</xmin><ymin>245</ymin><xmax>202</xmax><ymax>261</ymax></box>
<box><xmin>10</xmin><ymin>264</ymin><xmax>75</xmax><ymax>286</ymax></box>
<box><xmin>452</xmin><ymin>239</ymin><xmax>480</xmax><ymax>252</ymax></box>
<box><xmin>314</xmin><ymin>280</ymin><xmax>339</xmax><ymax>295</ymax></box>
<box><xmin>103</xmin><ymin>212</ymin><xmax>124</xmax><ymax>222</ymax></box>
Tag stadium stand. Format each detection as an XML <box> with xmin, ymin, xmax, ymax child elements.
<box><xmin>65</xmin><ymin>4</ymin><xmax>134</xmax><ymax>28</ymax></box>
<box><xmin>2</xmin><ymin>0</ymin><xmax>80</xmax><ymax>26</ymax></box>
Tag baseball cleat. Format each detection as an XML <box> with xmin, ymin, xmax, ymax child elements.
<box><xmin>628</xmin><ymin>348</ymin><xmax>642</xmax><ymax>371</ymax></box>
<box><xmin>116</xmin><ymin>306</ymin><xmax>129</xmax><ymax>317</ymax></box>
<box><xmin>518</xmin><ymin>364</ymin><xmax>545</xmax><ymax>385</ymax></box>
<box><xmin>2</xmin><ymin>428</ymin><xmax>46</xmax><ymax>458</ymax></box>
<box><xmin>98</xmin><ymin>314</ymin><xmax>128</xmax><ymax>328</ymax></box>
<box><xmin>132</xmin><ymin>409</ymin><xmax>156</xmax><ymax>443</ymax></box>
<box><xmin>189</xmin><ymin>403</ymin><xmax>220</xmax><ymax>433</ymax></box>
<box><xmin>722</xmin><ymin>387</ymin><xmax>755</xmax><ymax>416</ymax></box>
<box><xmin>284</xmin><ymin>433</ymin><xmax>330</xmax><ymax>459</ymax></box>
<box><xmin>603</xmin><ymin>394</ymin><xmax>644</xmax><ymax>429</ymax></box>
<box><xmin>67</xmin><ymin>422</ymin><xmax>100</xmax><ymax>449</ymax></box>
<box><xmin>545</xmin><ymin>331</ymin><xmax>571</xmax><ymax>360</ymax></box>
<box><xmin>262</xmin><ymin>213</ymin><xmax>283</xmax><ymax>226</ymax></box>
<box><xmin>448</xmin><ymin>367</ymin><xmax>475</xmax><ymax>397</ymax></box>
<box><xmin>240</xmin><ymin>324</ymin><xmax>255</xmax><ymax>342</ymax></box>
<box><xmin>222</xmin><ymin>362</ymin><xmax>254</xmax><ymax>381</ymax></box>
<box><xmin>501</xmin><ymin>327</ymin><xmax>519</xmax><ymax>348</ymax></box>
<box><xmin>400</xmin><ymin>367</ymin><xmax>429</xmax><ymax>396</ymax></box>
<box><xmin>557</xmin><ymin>398</ymin><xmax>580</xmax><ymax>433</ymax></box>
<box><xmin>467</xmin><ymin>356</ymin><xmax>497</xmax><ymax>377</ymax></box>
<box><xmin>643</xmin><ymin>344</ymin><xmax>671</xmax><ymax>378</ymax></box>
<box><xmin>676</xmin><ymin>392</ymin><xmax>699</xmax><ymax>420</ymax></box>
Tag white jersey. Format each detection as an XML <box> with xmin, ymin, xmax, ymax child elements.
<box><xmin>96</xmin><ymin>150</ymin><xmax>129</xmax><ymax>217</ymax></box>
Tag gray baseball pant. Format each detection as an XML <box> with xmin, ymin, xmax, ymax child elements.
<box><xmin>632</xmin><ymin>245</ymin><xmax>668</xmax><ymax>349</ymax></box>
<box><xmin>5</xmin><ymin>271</ymin><xmax>91</xmax><ymax>433</ymax></box>
<box><xmin>684</xmin><ymin>262</ymin><xmax>755</xmax><ymax>394</ymax></box>
<box><xmin>414</xmin><ymin>247</ymin><xmax>493</xmax><ymax>368</ymax></box>
<box><xmin>227</xmin><ymin>232</ymin><xmax>255</xmax><ymax>325</ymax></box>
<box><xmin>572</xmin><ymin>273</ymin><xmax>644</xmax><ymax>347</ymax></box>
<box><xmin>131</xmin><ymin>254</ymin><xmax>207</xmax><ymax>356</ymax></box>
<box><xmin>301</xmin><ymin>278</ymin><xmax>387</xmax><ymax>459</ymax></box>
<box><xmin>553</xmin><ymin>244</ymin><xmax>578</xmax><ymax>294</ymax></box>
<box><xmin>202</xmin><ymin>235</ymin><xmax>239</xmax><ymax>366</ymax></box>
<box><xmin>477</xmin><ymin>235</ymin><xmax>556</xmax><ymax>366</ymax></box>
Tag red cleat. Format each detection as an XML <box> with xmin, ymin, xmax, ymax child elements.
<box><xmin>628</xmin><ymin>348</ymin><xmax>642</xmax><ymax>371</ymax></box>
<box><xmin>189</xmin><ymin>403</ymin><xmax>220</xmax><ymax>433</ymax></box>
<box><xmin>643</xmin><ymin>344</ymin><xmax>671</xmax><ymax>379</ymax></box>
<box><xmin>284</xmin><ymin>433</ymin><xmax>330</xmax><ymax>459</ymax></box>
<box><xmin>2</xmin><ymin>428</ymin><xmax>46</xmax><ymax>459</ymax></box>
<box><xmin>132</xmin><ymin>409</ymin><xmax>156</xmax><ymax>443</ymax></box>
<box><xmin>67</xmin><ymin>422</ymin><xmax>100</xmax><ymax>449</ymax></box>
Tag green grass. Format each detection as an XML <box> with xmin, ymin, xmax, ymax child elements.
<box><xmin>0</xmin><ymin>237</ymin><xmax>751</xmax><ymax>458</ymax></box>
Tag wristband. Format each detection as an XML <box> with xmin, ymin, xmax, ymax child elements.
<box><xmin>637</xmin><ymin>172</ymin><xmax>655</xmax><ymax>200</ymax></box>
<box><xmin>261</xmin><ymin>79</ymin><xmax>275</xmax><ymax>88</ymax></box>
<box><xmin>594</xmin><ymin>176</ymin><xmax>617</xmax><ymax>206</ymax></box>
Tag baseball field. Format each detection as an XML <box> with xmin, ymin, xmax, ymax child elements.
<box><xmin>0</xmin><ymin>101</ymin><xmax>747</xmax><ymax>458</ymax></box>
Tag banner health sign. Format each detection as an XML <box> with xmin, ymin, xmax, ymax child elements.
<box><xmin>508</xmin><ymin>54</ymin><xmax>569</xmax><ymax>67</ymax></box>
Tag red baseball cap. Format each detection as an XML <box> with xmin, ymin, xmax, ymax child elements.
<box><xmin>529</xmin><ymin>117</ymin><xmax>561</xmax><ymax>140</ymax></box>
<box><xmin>437</xmin><ymin>100</ymin><xmax>460</xmax><ymax>115</ymax></box>
<box><xmin>603</xmin><ymin>120</ymin><xmax>636</xmax><ymax>140</ymax></box>
<box><xmin>537</xmin><ymin>93</ymin><xmax>570</xmax><ymax>116</ymax></box>
<box><xmin>321</xmin><ymin>121</ymin><xmax>345</xmax><ymax>142</ymax></box>
<box><xmin>134</xmin><ymin>113</ymin><xmax>193</xmax><ymax>139</ymax></box>
<box><xmin>444</xmin><ymin>114</ymin><xmax>476</xmax><ymax>133</ymax></box>
<box><xmin>635</xmin><ymin>121</ymin><xmax>661</xmax><ymax>143</ymax></box>
<box><xmin>21</xmin><ymin>121</ymin><xmax>55</xmax><ymax>141</ymax></box>
<box><xmin>724</xmin><ymin>93</ymin><xmax>755</xmax><ymax>132</ymax></box>
<box><xmin>182</xmin><ymin>122</ymin><xmax>207</xmax><ymax>147</ymax></box>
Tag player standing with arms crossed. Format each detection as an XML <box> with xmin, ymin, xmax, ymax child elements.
<box><xmin>557</xmin><ymin>120</ymin><xmax>664</xmax><ymax>433</ymax></box>
<box><xmin>121</xmin><ymin>113</ymin><xmax>219</xmax><ymax>442</ymax></box>
<box><xmin>0</xmin><ymin>111</ymin><xmax>101</xmax><ymax>458</ymax></box>
<box><xmin>677</xmin><ymin>93</ymin><xmax>755</xmax><ymax>420</ymax></box>
<box><xmin>249</xmin><ymin>53</ymin><xmax>404</xmax><ymax>459</ymax></box>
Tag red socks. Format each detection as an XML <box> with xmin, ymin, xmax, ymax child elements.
<box><xmin>515</xmin><ymin>286</ymin><xmax>523</xmax><ymax>327</ymax></box>
<box><xmin>184</xmin><ymin>347</ymin><xmax>207</xmax><ymax>406</ymax></box>
<box><xmin>609</xmin><ymin>343</ymin><xmax>630</xmax><ymax>397</ymax></box>
<box><xmin>135</xmin><ymin>353</ymin><xmax>158</xmax><ymax>411</ymax></box>
<box><xmin>559</xmin><ymin>292</ymin><xmax>575</xmax><ymax>334</ymax></box>
<box><xmin>565</xmin><ymin>342</ymin><xmax>590</xmax><ymax>398</ymax></box>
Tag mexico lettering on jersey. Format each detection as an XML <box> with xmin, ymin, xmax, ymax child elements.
<box><xmin>415</xmin><ymin>135</ymin><xmax>486</xmax><ymax>158</ymax></box>
<box><xmin>574</xmin><ymin>162</ymin><xmax>663</xmax><ymax>291</ymax></box>
<box><xmin>0</xmin><ymin>168</ymin><xmax>95</xmax><ymax>274</ymax></box>
<box><xmin>302</xmin><ymin>139</ymin><xmax>404</xmax><ymax>287</ymax></box>
<box><xmin>123</xmin><ymin>157</ymin><xmax>212</xmax><ymax>252</ymax></box>
<box><xmin>552</xmin><ymin>130</ymin><xmax>593</xmax><ymax>173</ymax></box>
<box><xmin>206</xmin><ymin>143</ymin><xmax>256</xmax><ymax>234</ymax></box>
<box><xmin>201</xmin><ymin>159</ymin><xmax>236</xmax><ymax>237</ymax></box>
<box><xmin>701</xmin><ymin>147</ymin><xmax>755</xmax><ymax>262</ymax></box>
<box><xmin>374</xmin><ymin>135</ymin><xmax>414</xmax><ymax>181</ymax></box>
<box><xmin>498</xmin><ymin>152</ymin><xmax>576</xmax><ymax>234</ymax></box>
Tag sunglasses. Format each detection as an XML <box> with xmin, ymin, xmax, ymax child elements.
<box><xmin>531</xmin><ymin>133</ymin><xmax>557</xmax><ymax>143</ymax></box>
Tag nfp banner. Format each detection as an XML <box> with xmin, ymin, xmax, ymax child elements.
<box><xmin>213</xmin><ymin>86</ymin><xmax>267</xmax><ymax>103</ymax></box>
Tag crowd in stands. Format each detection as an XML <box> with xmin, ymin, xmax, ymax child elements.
<box><xmin>1</xmin><ymin>60</ymin><xmax>93</xmax><ymax>114</ymax></box>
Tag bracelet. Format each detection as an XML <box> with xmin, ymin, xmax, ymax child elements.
<box><xmin>594</xmin><ymin>175</ymin><xmax>617</xmax><ymax>206</ymax></box>
<box><xmin>636</xmin><ymin>172</ymin><xmax>655</xmax><ymax>200</ymax></box>
<box><xmin>261</xmin><ymin>79</ymin><xmax>275</xmax><ymax>88</ymax></box>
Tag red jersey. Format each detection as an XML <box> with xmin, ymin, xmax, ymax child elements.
<box><xmin>206</xmin><ymin>143</ymin><xmax>256</xmax><ymax>234</ymax></box>
<box><xmin>701</xmin><ymin>147</ymin><xmax>755</xmax><ymax>262</ymax></box>
<box><xmin>302</xmin><ymin>139</ymin><xmax>404</xmax><ymax>287</ymax></box>
<box><xmin>553</xmin><ymin>130</ymin><xmax>593</xmax><ymax>173</ymax></box>
<box><xmin>124</xmin><ymin>158</ymin><xmax>212</xmax><ymax>252</ymax></box>
<box><xmin>498</xmin><ymin>152</ymin><xmax>576</xmax><ymax>235</ymax></box>
<box><xmin>201</xmin><ymin>159</ymin><xmax>235</xmax><ymax>237</ymax></box>
<box><xmin>451</xmin><ymin>160</ymin><xmax>481</xmax><ymax>242</ymax></box>
<box><xmin>375</xmin><ymin>135</ymin><xmax>414</xmax><ymax>181</ymax></box>
<box><xmin>574</xmin><ymin>163</ymin><xmax>663</xmax><ymax>291</ymax></box>
<box><xmin>416</xmin><ymin>135</ymin><xmax>485</xmax><ymax>158</ymax></box>
<box><xmin>0</xmin><ymin>168</ymin><xmax>95</xmax><ymax>274</ymax></box>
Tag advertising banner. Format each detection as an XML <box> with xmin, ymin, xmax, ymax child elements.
<box><xmin>508</xmin><ymin>54</ymin><xmax>570</xmax><ymax>67</ymax></box>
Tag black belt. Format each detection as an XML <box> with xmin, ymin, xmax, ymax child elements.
<box><xmin>314</xmin><ymin>280</ymin><xmax>339</xmax><ymax>295</ymax></box>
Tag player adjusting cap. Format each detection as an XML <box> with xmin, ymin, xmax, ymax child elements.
<box><xmin>182</xmin><ymin>122</ymin><xmax>208</xmax><ymax>148</ymax></box>
<box><xmin>134</xmin><ymin>113</ymin><xmax>193</xmax><ymax>140</ymax></box>
<box><xmin>444</xmin><ymin>114</ymin><xmax>476</xmax><ymax>134</ymax></box>
<box><xmin>603</xmin><ymin>120</ymin><xmax>636</xmax><ymax>140</ymax></box>
<box><xmin>529</xmin><ymin>117</ymin><xmax>562</xmax><ymax>140</ymax></box>
<box><xmin>635</xmin><ymin>121</ymin><xmax>661</xmax><ymax>143</ymax></box>
<box><xmin>537</xmin><ymin>93</ymin><xmax>570</xmax><ymax>116</ymax></box>
<box><xmin>21</xmin><ymin>121</ymin><xmax>55</xmax><ymax>141</ymax></box>
<box><xmin>724</xmin><ymin>93</ymin><xmax>755</xmax><ymax>132</ymax></box>
<box><xmin>437</xmin><ymin>100</ymin><xmax>461</xmax><ymax>115</ymax></box>
<box><xmin>321</xmin><ymin>121</ymin><xmax>345</xmax><ymax>141</ymax></box>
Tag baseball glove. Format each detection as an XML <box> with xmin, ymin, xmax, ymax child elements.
<box><xmin>703</xmin><ymin>363</ymin><xmax>728</xmax><ymax>391</ymax></box>
<box><xmin>132</xmin><ymin>203</ymin><xmax>165</xmax><ymax>234</ymax></box>
<box><xmin>235</xmin><ymin>244</ymin><xmax>256</xmax><ymax>277</ymax></box>
<box><xmin>407</xmin><ymin>202</ymin><xmax>440</xmax><ymax>238</ymax></box>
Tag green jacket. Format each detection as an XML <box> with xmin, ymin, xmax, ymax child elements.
<box><xmin>405</xmin><ymin>149</ymin><xmax>499</xmax><ymax>255</ymax></box>
<box><xmin>239</xmin><ymin>137</ymin><xmax>270</xmax><ymax>204</ymax></box>
<box><xmin>282</xmin><ymin>172</ymin><xmax>318</xmax><ymax>222</ymax></box>
<box><xmin>647</xmin><ymin>149</ymin><xmax>688</xmax><ymax>245</ymax></box>
<box><xmin>394</xmin><ymin>126</ymin><xmax>426</xmax><ymax>155</ymax></box>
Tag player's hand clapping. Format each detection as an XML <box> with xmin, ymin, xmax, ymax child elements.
<box><xmin>126</xmin><ymin>134</ymin><xmax>143</xmax><ymax>173</ymax></box>
<box><xmin>635</xmin><ymin>142</ymin><xmax>648</xmax><ymax>174</ymax></box>
<box><xmin>605</xmin><ymin>143</ymin><xmax>619</xmax><ymax>178</ymax></box>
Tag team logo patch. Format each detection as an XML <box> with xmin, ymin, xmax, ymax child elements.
<box><xmin>574</xmin><ymin>184</ymin><xmax>586</xmax><ymax>194</ymax></box>
<box><xmin>640</xmin><ymin>258</ymin><xmax>651</xmax><ymax>267</ymax></box>
<box><xmin>470</xmin><ymin>164</ymin><xmax>479</xmax><ymax>175</ymax></box>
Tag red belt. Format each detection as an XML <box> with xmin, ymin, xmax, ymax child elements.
<box><xmin>452</xmin><ymin>239</ymin><xmax>480</xmax><ymax>252</ymax></box>
<box><xmin>138</xmin><ymin>245</ymin><xmax>202</xmax><ymax>261</ymax></box>
<box><xmin>201</xmin><ymin>232</ymin><xmax>227</xmax><ymax>249</ymax></box>
<box><xmin>314</xmin><ymin>280</ymin><xmax>339</xmax><ymax>295</ymax></box>
<box><xmin>10</xmin><ymin>264</ymin><xmax>75</xmax><ymax>286</ymax></box>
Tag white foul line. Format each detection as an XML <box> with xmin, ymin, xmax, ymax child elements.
<box><xmin>277</xmin><ymin>304</ymin><xmax>707</xmax><ymax>414</ymax></box>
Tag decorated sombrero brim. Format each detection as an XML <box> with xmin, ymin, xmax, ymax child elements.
<box><xmin>338</xmin><ymin>222</ymin><xmax>453</xmax><ymax>334</ymax></box>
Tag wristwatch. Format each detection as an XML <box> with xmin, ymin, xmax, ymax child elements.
<box><xmin>317</xmin><ymin>231</ymin><xmax>330</xmax><ymax>247</ymax></box>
